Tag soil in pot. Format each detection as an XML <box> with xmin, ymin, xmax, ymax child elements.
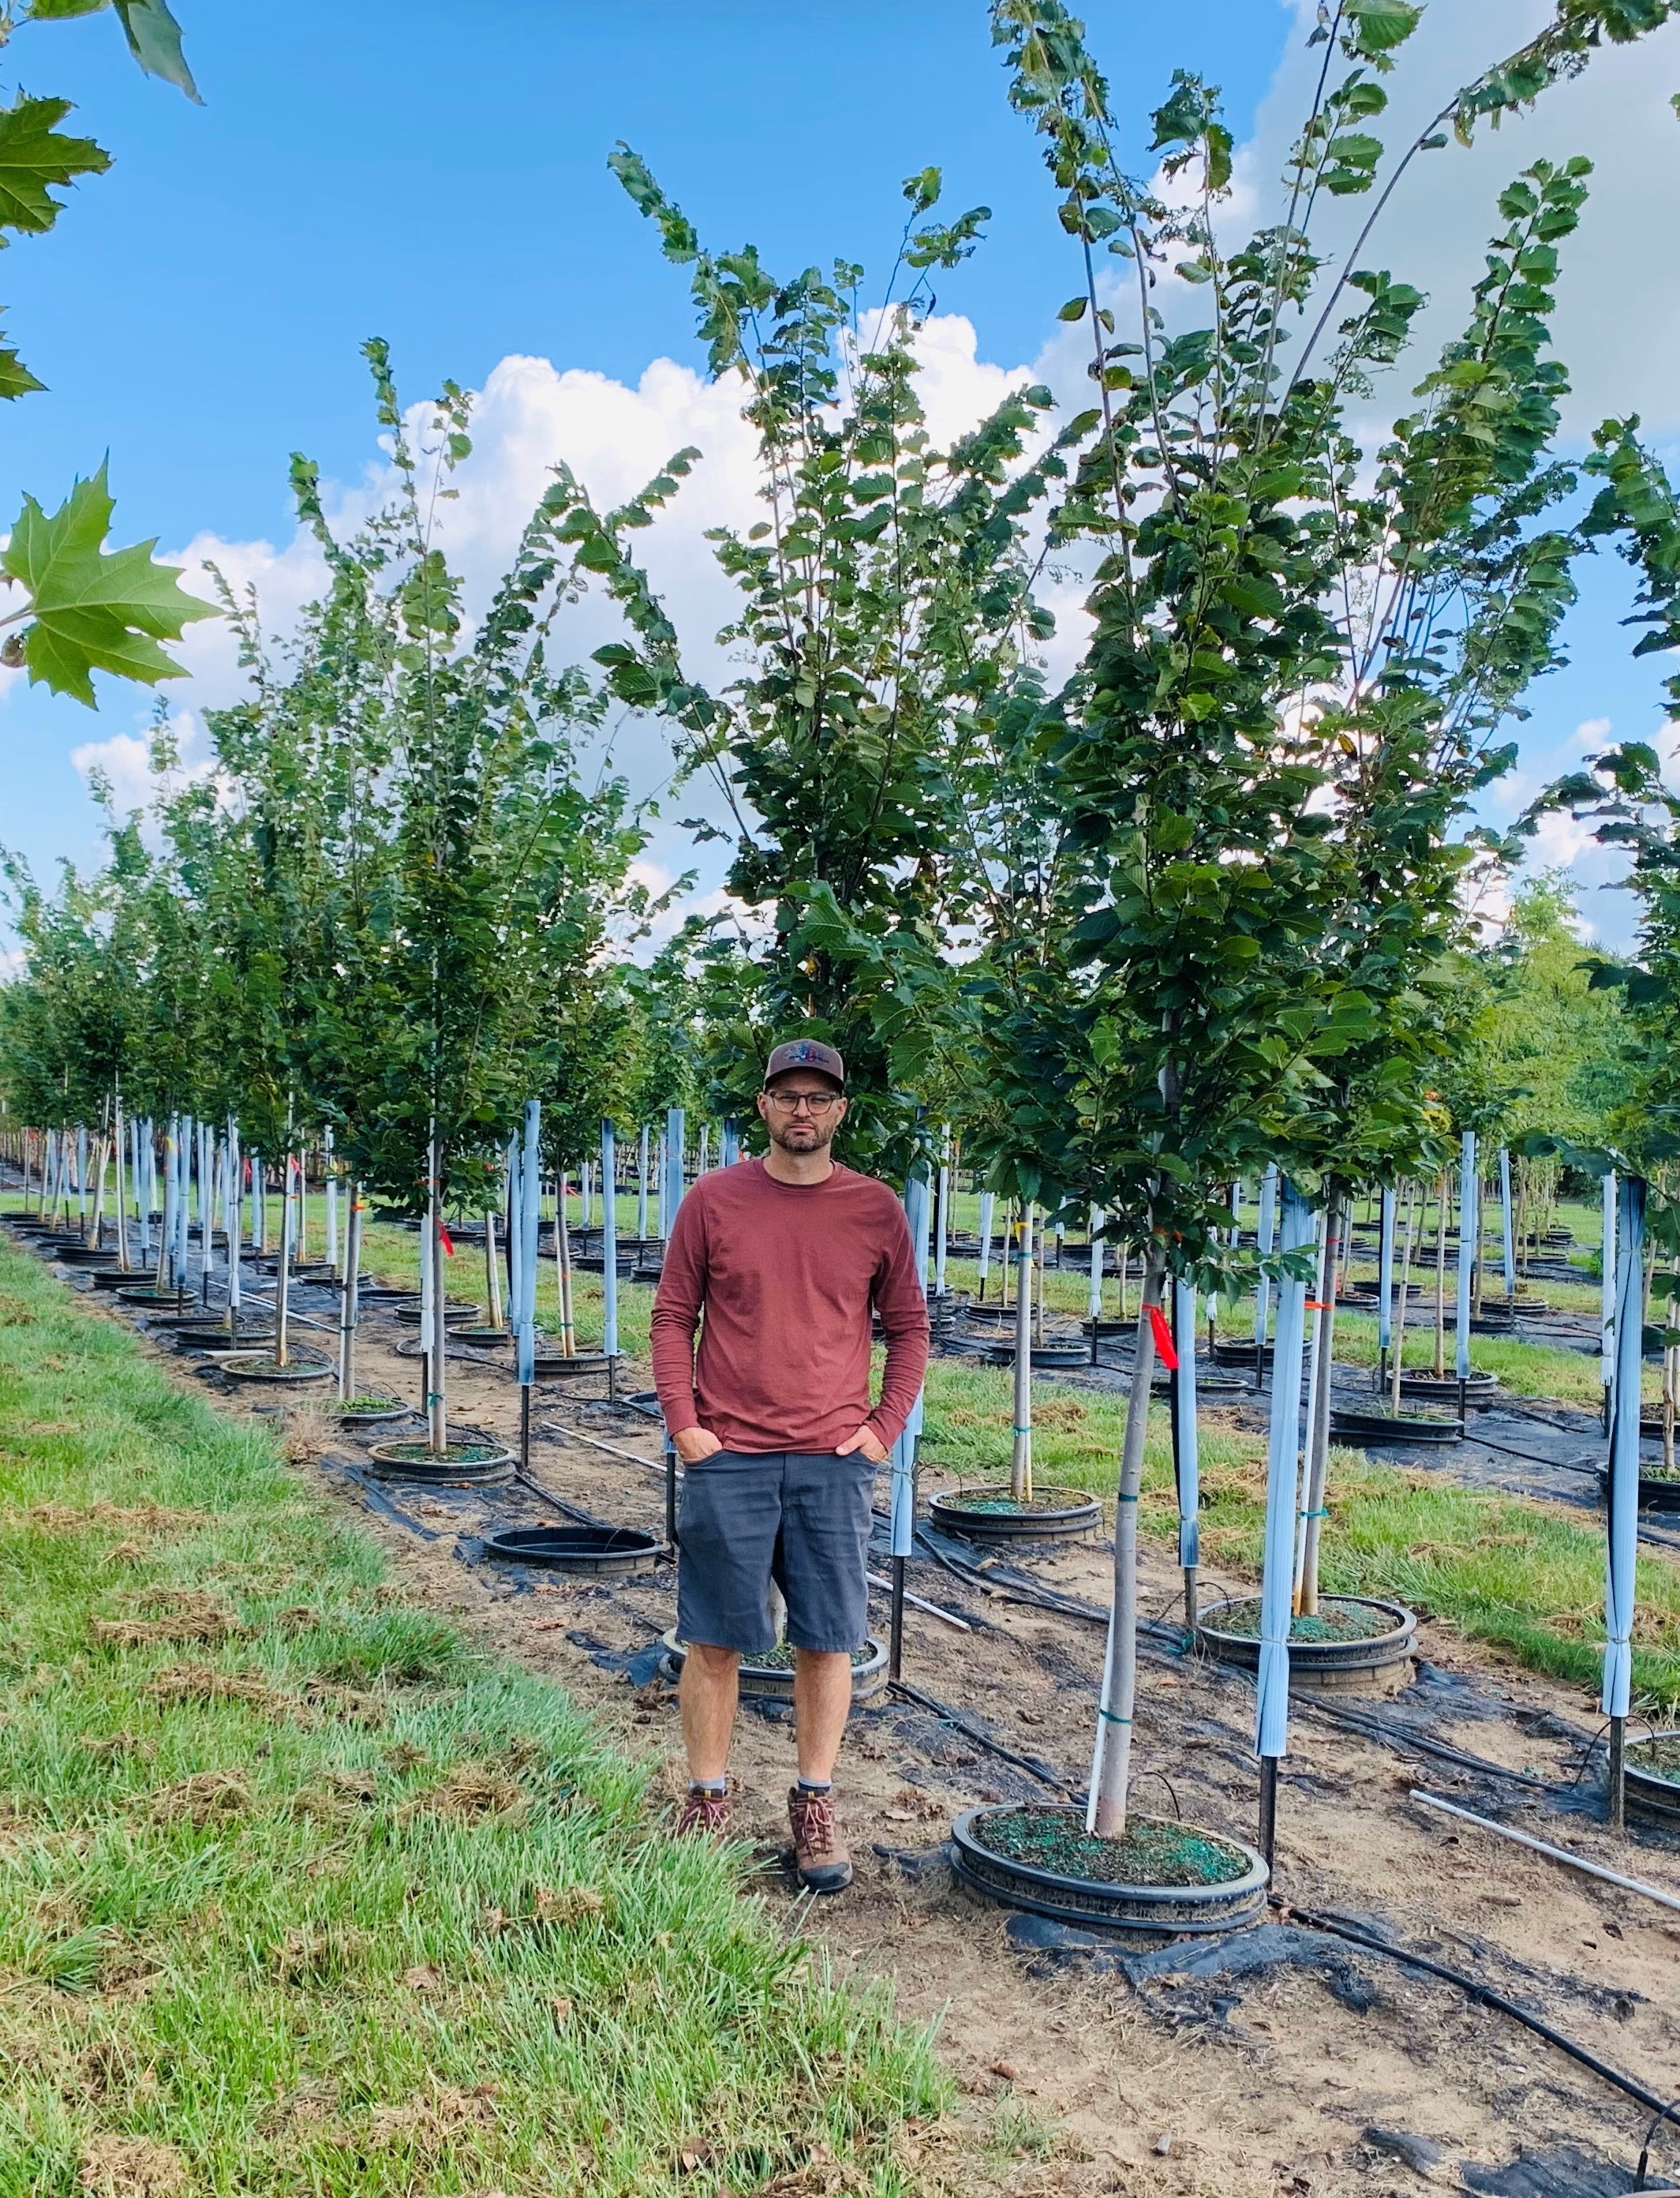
<box><xmin>452</xmin><ymin>1325</ymin><xmax>511</xmax><ymax>1347</ymax></box>
<box><xmin>219</xmin><ymin>1353</ymin><xmax>334</xmax><ymax>1383</ymax></box>
<box><xmin>394</xmin><ymin>1297</ymin><xmax>481</xmax><ymax>1324</ymax></box>
<box><xmin>1629</xmin><ymin>1734</ymin><xmax>1680</xmax><ymax>1781</ymax></box>
<box><xmin>973</xmin><ymin>1804</ymin><xmax>1254</xmax><ymax>1889</ymax></box>
<box><xmin>1202</xmin><ymin>1597</ymin><xmax>1391</xmax><ymax>1645</ymax></box>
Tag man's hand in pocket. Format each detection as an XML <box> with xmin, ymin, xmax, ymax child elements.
<box><xmin>837</xmin><ymin>1425</ymin><xmax>890</xmax><ymax>1465</ymax></box>
<box><xmin>673</xmin><ymin>1426</ymin><xmax>723</xmax><ymax>1465</ymax></box>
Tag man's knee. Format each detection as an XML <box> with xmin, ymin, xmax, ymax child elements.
<box><xmin>685</xmin><ymin>1640</ymin><xmax>741</xmax><ymax>1679</ymax></box>
<box><xmin>792</xmin><ymin>1646</ymin><xmax>852</xmax><ymax>1678</ymax></box>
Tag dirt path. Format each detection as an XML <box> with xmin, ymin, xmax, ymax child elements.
<box><xmin>75</xmin><ymin>1271</ymin><xmax>1680</xmax><ymax>2196</ymax></box>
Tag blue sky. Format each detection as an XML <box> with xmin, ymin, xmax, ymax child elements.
<box><xmin>3</xmin><ymin>0</ymin><xmax>1678</xmax><ymax>950</ymax></box>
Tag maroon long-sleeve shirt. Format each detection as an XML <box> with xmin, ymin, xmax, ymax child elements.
<box><xmin>649</xmin><ymin>1158</ymin><xmax>930</xmax><ymax>1455</ymax></box>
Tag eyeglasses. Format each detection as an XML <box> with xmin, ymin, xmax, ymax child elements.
<box><xmin>765</xmin><ymin>1089</ymin><xmax>842</xmax><ymax>1114</ymax></box>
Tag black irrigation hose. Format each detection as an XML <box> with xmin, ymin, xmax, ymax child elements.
<box><xmin>886</xmin><ymin>1678</ymin><xmax>1074</xmax><ymax>1798</ymax></box>
<box><xmin>511</xmin><ymin>1464</ymin><xmax>612</xmax><ymax>1531</ymax></box>
<box><xmin>1279</xmin><ymin>1899</ymin><xmax>1675</xmax><ymax>2119</ymax></box>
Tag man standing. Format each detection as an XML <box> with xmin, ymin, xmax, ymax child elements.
<box><xmin>649</xmin><ymin>1039</ymin><xmax>930</xmax><ymax>1892</ymax></box>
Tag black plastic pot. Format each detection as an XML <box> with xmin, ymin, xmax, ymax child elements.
<box><xmin>117</xmin><ymin>1286</ymin><xmax>189</xmax><ymax>1307</ymax></box>
<box><xmin>1600</xmin><ymin>1464</ymin><xmax>1680</xmax><ymax>1515</ymax></box>
<box><xmin>451</xmin><ymin>1324</ymin><xmax>511</xmax><ymax>1348</ymax></box>
<box><xmin>170</xmin><ymin>1324</ymin><xmax>276</xmax><ymax>1351</ymax></box>
<box><xmin>1211</xmin><ymin>1339</ymin><xmax>1274</xmax><ymax>1370</ymax></box>
<box><xmin>357</xmin><ymin>1284</ymin><xmax>413</xmax><ymax>1306</ymax></box>
<box><xmin>929</xmin><ymin>1484</ymin><xmax>1102</xmax><ymax>1544</ymax></box>
<box><xmin>87</xmin><ymin>1266</ymin><xmax>142</xmax><ymax>1290</ymax></box>
<box><xmin>982</xmin><ymin>1342</ymin><xmax>1091</xmax><ymax>1371</ymax></box>
<box><xmin>57</xmin><ymin>1245</ymin><xmax>120</xmax><ymax>1268</ymax></box>
<box><xmin>337</xmin><ymin>1403</ymin><xmax>411</xmax><ymax>1429</ymax></box>
<box><xmin>660</xmin><ymin>1631</ymin><xmax>889</xmax><ymax>1706</ymax></box>
<box><xmin>532</xmin><ymin>1351</ymin><xmax>615</xmax><ymax>1380</ymax></box>
<box><xmin>365</xmin><ymin>1438</ymin><xmax>514</xmax><ymax>1483</ymax></box>
<box><xmin>1195</xmin><ymin>1593</ymin><xmax>1417</xmax><ymax>1696</ymax></box>
<box><xmin>1081</xmin><ymin>1316</ymin><xmax>1133</xmax><ymax>1339</ymax></box>
<box><xmin>1623</xmin><ymin>1735</ymin><xmax>1680</xmax><ymax>1830</ymax></box>
<box><xmin>220</xmin><ymin>1351</ymin><xmax>335</xmax><ymax>1384</ymax></box>
<box><xmin>1398</xmin><ymin>1371</ymin><xmax>1501</xmax><ymax>1410</ymax></box>
<box><xmin>393</xmin><ymin>1297</ymin><xmax>481</xmax><ymax>1324</ymax></box>
<box><xmin>483</xmin><ymin>1523</ymin><xmax>665</xmax><ymax>1575</ymax></box>
<box><xmin>950</xmin><ymin>1805</ymin><xmax>1269</xmax><ymax>1934</ymax></box>
<box><xmin>1330</xmin><ymin>1406</ymin><xmax>1463</xmax><ymax>1447</ymax></box>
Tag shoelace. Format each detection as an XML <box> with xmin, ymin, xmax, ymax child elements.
<box><xmin>793</xmin><ymin>1792</ymin><xmax>836</xmax><ymax>1854</ymax></box>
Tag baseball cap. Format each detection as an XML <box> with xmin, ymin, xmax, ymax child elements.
<box><xmin>763</xmin><ymin>1038</ymin><xmax>846</xmax><ymax>1089</ymax></box>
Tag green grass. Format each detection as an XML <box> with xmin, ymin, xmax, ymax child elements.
<box><xmin>0</xmin><ymin>1241</ymin><xmax>942</xmax><ymax>2197</ymax></box>
<box><xmin>919</xmin><ymin>1357</ymin><xmax>1680</xmax><ymax>1715</ymax></box>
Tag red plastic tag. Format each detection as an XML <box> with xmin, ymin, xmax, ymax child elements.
<box><xmin>1148</xmin><ymin>1302</ymin><xmax>1178</xmax><ymax>1370</ymax></box>
<box><xmin>439</xmin><ymin>1226</ymin><xmax>455</xmax><ymax>1257</ymax></box>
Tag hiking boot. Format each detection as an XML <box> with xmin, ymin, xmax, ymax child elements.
<box><xmin>675</xmin><ymin>1786</ymin><xmax>731</xmax><ymax>1838</ymax></box>
<box><xmin>788</xmin><ymin>1784</ymin><xmax>852</xmax><ymax>1893</ymax></box>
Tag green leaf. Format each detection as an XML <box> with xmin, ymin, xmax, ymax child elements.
<box><xmin>1343</xmin><ymin>0</ymin><xmax>1422</xmax><ymax>60</ymax></box>
<box><xmin>1</xmin><ymin>463</ymin><xmax>218</xmax><ymax>707</ymax></box>
<box><xmin>0</xmin><ymin>319</ymin><xmax>45</xmax><ymax>399</ymax></box>
<box><xmin>112</xmin><ymin>0</ymin><xmax>201</xmax><ymax>101</ymax></box>
<box><xmin>28</xmin><ymin>0</ymin><xmax>112</xmax><ymax>18</ymax></box>
<box><xmin>1057</xmin><ymin>296</ymin><xmax>1088</xmax><ymax>322</ymax></box>
<box><xmin>0</xmin><ymin>92</ymin><xmax>110</xmax><ymax>242</ymax></box>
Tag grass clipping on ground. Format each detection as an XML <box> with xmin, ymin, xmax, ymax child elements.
<box><xmin>0</xmin><ymin>1248</ymin><xmax>941</xmax><ymax>2197</ymax></box>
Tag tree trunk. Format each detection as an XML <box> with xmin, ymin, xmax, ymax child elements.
<box><xmin>1011</xmin><ymin>1204</ymin><xmax>1035</xmax><ymax>1503</ymax></box>
<box><xmin>485</xmin><ymin>1207</ymin><xmax>503</xmax><ymax>1329</ymax></box>
<box><xmin>1390</xmin><ymin>1189</ymin><xmax>1417</xmax><ymax>1417</ymax></box>
<box><xmin>114</xmin><ymin>1105</ymin><xmax>129</xmax><ymax>1272</ymax></box>
<box><xmin>275</xmin><ymin>1155</ymin><xmax>294</xmax><ymax>1369</ymax></box>
<box><xmin>556</xmin><ymin>1170</ymin><xmax>576</xmax><ymax>1356</ymax></box>
<box><xmin>1296</xmin><ymin>1193</ymin><xmax>1345</xmax><ymax>1615</ymax></box>
<box><xmin>339</xmin><ymin>1187</ymin><xmax>362</xmax><ymax>1402</ymax></box>
<box><xmin>1087</xmin><ymin>1241</ymin><xmax>1166</xmax><ymax>1838</ymax></box>
<box><xmin>427</xmin><ymin>1131</ymin><xmax>447</xmax><ymax>1452</ymax></box>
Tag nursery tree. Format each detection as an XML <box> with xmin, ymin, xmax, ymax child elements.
<box><xmin>822</xmin><ymin>0</ymin><xmax>1674</xmax><ymax>1839</ymax></box>
<box><xmin>570</xmin><ymin>156</ymin><xmax>1064</xmax><ymax>1173</ymax></box>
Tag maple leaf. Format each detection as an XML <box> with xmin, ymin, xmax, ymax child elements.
<box><xmin>0</xmin><ymin>315</ymin><xmax>45</xmax><ymax>399</ymax></box>
<box><xmin>0</xmin><ymin>92</ymin><xmax>109</xmax><ymax>242</ymax></box>
<box><xmin>1</xmin><ymin>464</ymin><xmax>218</xmax><ymax>706</ymax></box>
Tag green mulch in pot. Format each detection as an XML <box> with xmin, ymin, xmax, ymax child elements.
<box><xmin>935</xmin><ymin>1485</ymin><xmax>1091</xmax><ymax>1515</ymax></box>
<box><xmin>973</xmin><ymin>1805</ymin><xmax>1251</xmax><ymax>1887</ymax></box>
<box><xmin>374</xmin><ymin>1441</ymin><xmax>507</xmax><ymax>1466</ymax></box>
<box><xmin>1207</xmin><ymin>1594</ymin><xmax>1398</xmax><ymax>1644</ymax></box>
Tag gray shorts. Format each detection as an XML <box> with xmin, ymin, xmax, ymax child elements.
<box><xmin>676</xmin><ymin>1448</ymin><xmax>874</xmax><ymax>1657</ymax></box>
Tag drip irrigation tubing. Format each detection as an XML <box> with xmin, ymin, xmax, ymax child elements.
<box><xmin>885</xmin><ymin>1678</ymin><xmax>1074</xmax><ymax>1797</ymax></box>
<box><xmin>918</xmin><ymin>1533</ymin><xmax>1581</xmax><ymax>1796</ymax></box>
<box><xmin>1276</xmin><ymin>1899</ymin><xmax>1675</xmax><ymax>2118</ymax></box>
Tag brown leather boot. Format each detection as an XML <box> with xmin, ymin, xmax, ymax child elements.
<box><xmin>675</xmin><ymin>1785</ymin><xmax>730</xmax><ymax>1838</ymax></box>
<box><xmin>788</xmin><ymin>1784</ymin><xmax>852</xmax><ymax>1893</ymax></box>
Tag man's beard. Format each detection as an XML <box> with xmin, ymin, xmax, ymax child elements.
<box><xmin>766</xmin><ymin>1117</ymin><xmax>837</xmax><ymax>1156</ymax></box>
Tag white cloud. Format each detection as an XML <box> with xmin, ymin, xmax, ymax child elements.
<box><xmin>1573</xmin><ymin>715</ymin><xmax>1614</xmax><ymax>748</ymax></box>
